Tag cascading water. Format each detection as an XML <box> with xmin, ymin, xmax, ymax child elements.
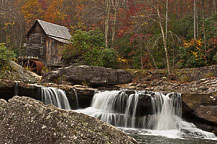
<box><xmin>72</xmin><ymin>88</ymin><xmax>79</xmax><ymax>109</ymax></box>
<box><xmin>40</xmin><ymin>86</ymin><xmax>71</xmax><ymax>110</ymax></box>
<box><xmin>77</xmin><ymin>90</ymin><xmax>216</xmax><ymax>139</ymax></box>
<box><xmin>14</xmin><ymin>81</ymin><xmax>19</xmax><ymax>96</ymax></box>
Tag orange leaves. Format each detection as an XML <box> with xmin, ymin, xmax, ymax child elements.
<box><xmin>21</xmin><ymin>0</ymin><xmax>66</xmax><ymax>26</ymax></box>
<box><xmin>21</xmin><ymin>0</ymin><xmax>44</xmax><ymax>25</ymax></box>
<box><xmin>44</xmin><ymin>0</ymin><xmax>66</xmax><ymax>23</ymax></box>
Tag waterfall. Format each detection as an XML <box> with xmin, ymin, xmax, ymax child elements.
<box><xmin>78</xmin><ymin>90</ymin><xmax>140</xmax><ymax>127</ymax></box>
<box><xmin>77</xmin><ymin>90</ymin><xmax>216</xmax><ymax>139</ymax></box>
<box><xmin>151</xmin><ymin>92</ymin><xmax>182</xmax><ymax>130</ymax></box>
<box><xmin>14</xmin><ymin>81</ymin><xmax>19</xmax><ymax>96</ymax></box>
<box><xmin>72</xmin><ymin>88</ymin><xmax>79</xmax><ymax>109</ymax></box>
<box><xmin>40</xmin><ymin>86</ymin><xmax>71</xmax><ymax>110</ymax></box>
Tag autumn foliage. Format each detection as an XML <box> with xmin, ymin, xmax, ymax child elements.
<box><xmin>0</xmin><ymin>0</ymin><xmax>216</xmax><ymax>69</ymax></box>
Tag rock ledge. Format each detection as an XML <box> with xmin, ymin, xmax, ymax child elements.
<box><xmin>0</xmin><ymin>96</ymin><xmax>137</xmax><ymax>144</ymax></box>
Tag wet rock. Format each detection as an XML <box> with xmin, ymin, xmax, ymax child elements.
<box><xmin>0</xmin><ymin>79</ymin><xmax>16</xmax><ymax>100</ymax></box>
<box><xmin>42</xmin><ymin>65</ymin><xmax>133</xmax><ymax>87</ymax></box>
<box><xmin>182</xmin><ymin>93</ymin><xmax>217</xmax><ymax>135</ymax></box>
<box><xmin>195</xmin><ymin>105</ymin><xmax>217</xmax><ymax>123</ymax></box>
<box><xmin>136</xmin><ymin>94</ymin><xmax>153</xmax><ymax>115</ymax></box>
<box><xmin>0</xmin><ymin>96</ymin><xmax>137</xmax><ymax>144</ymax></box>
<box><xmin>0</xmin><ymin>80</ymin><xmax>96</xmax><ymax>110</ymax></box>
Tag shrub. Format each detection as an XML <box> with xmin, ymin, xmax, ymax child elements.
<box><xmin>101</xmin><ymin>48</ymin><xmax>117</xmax><ymax>69</ymax></box>
<box><xmin>0</xmin><ymin>43</ymin><xmax>15</xmax><ymax>68</ymax></box>
<box><xmin>62</xmin><ymin>29</ymin><xmax>117</xmax><ymax>68</ymax></box>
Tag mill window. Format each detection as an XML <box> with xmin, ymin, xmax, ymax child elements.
<box><xmin>40</xmin><ymin>47</ymin><xmax>43</xmax><ymax>55</ymax></box>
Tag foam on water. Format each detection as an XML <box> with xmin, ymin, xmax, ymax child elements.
<box><xmin>76</xmin><ymin>90</ymin><xmax>217</xmax><ymax>140</ymax></box>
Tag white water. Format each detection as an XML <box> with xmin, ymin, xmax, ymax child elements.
<box><xmin>72</xmin><ymin>89</ymin><xmax>79</xmax><ymax>108</ymax></box>
<box><xmin>76</xmin><ymin>90</ymin><xmax>217</xmax><ymax>140</ymax></box>
<box><xmin>14</xmin><ymin>81</ymin><xmax>19</xmax><ymax>96</ymax></box>
<box><xmin>40</xmin><ymin>86</ymin><xmax>71</xmax><ymax>110</ymax></box>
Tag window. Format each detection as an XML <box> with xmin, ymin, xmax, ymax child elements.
<box><xmin>40</xmin><ymin>47</ymin><xmax>43</xmax><ymax>55</ymax></box>
<box><xmin>41</xmin><ymin>36</ymin><xmax>44</xmax><ymax>44</ymax></box>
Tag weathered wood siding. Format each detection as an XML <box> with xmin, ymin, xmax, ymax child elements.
<box><xmin>26</xmin><ymin>23</ymin><xmax>46</xmax><ymax>63</ymax></box>
<box><xmin>26</xmin><ymin>21</ymin><xmax>66</xmax><ymax>66</ymax></box>
<box><xmin>46</xmin><ymin>37</ymin><xmax>63</xmax><ymax>66</ymax></box>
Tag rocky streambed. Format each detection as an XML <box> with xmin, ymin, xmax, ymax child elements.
<box><xmin>1</xmin><ymin>78</ymin><xmax>217</xmax><ymax>136</ymax></box>
<box><xmin>1</xmin><ymin>63</ymin><xmax>217</xmax><ymax>142</ymax></box>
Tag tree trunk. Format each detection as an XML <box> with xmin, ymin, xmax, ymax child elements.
<box><xmin>111</xmin><ymin>0</ymin><xmax>120</xmax><ymax>49</ymax></box>
<box><xmin>165</xmin><ymin>0</ymin><xmax>168</xmax><ymax>42</ymax></box>
<box><xmin>201</xmin><ymin>0</ymin><xmax>207</xmax><ymax>62</ymax></box>
<box><xmin>139</xmin><ymin>38</ymin><xmax>143</xmax><ymax>69</ymax></box>
<box><xmin>157</xmin><ymin>7</ymin><xmax>170</xmax><ymax>75</ymax></box>
<box><xmin>105</xmin><ymin>0</ymin><xmax>111</xmax><ymax>48</ymax></box>
<box><xmin>194</xmin><ymin>0</ymin><xmax>197</xmax><ymax>40</ymax></box>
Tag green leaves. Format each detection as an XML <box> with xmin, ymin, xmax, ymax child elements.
<box><xmin>62</xmin><ymin>29</ymin><xmax>117</xmax><ymax>68</ymax></box>
<box><xmin>0</xmin><ymin>43</ymin><xmax>15</xmax><ymax>68</ymax></box>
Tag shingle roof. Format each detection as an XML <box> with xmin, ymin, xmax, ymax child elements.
<box><xmin>49</xmin><ymin>36</ymin><xmax>70</xmax><ymax>44</ymax></box>
<box><xmin>27</xmin><ymin>19</ymin><xmax>71</xmax><ymax>41</ymax></box>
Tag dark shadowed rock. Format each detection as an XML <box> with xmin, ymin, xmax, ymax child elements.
<box><xmin>182</xmin><ymin>93</ymin><xmax>217</xmax><ymax>123</ymax></box>
<box><xmin>182</xmin><ymin>93</ymin><xmax>217</xmax><ymax>135</ymax></box>
<box><xmin>0</xmin><ymin>79</ymin><xmax>96</xmax><ymax>109</ymax></box>
<box><xmin>42</xmin><ymin>65</ymin><xmax>133</xmax><ymax>87</ymax></box>
<box><xmin>0</xmin><ymin>96</ymin><xmax>137</xmax><ymax>144</ymax></box>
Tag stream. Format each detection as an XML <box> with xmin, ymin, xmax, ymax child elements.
<box><xmin>39</xmin><ymin>87</ymin><xmax>217</xmax><ymax>143</ymax></box>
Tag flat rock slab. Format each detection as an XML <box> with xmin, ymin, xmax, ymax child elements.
<box><xmin>0</xmin><ymin>96</ymin><xmax>137</xmax><ymax>144</ymax></box>
<box><xmin>42</xmin><ymin>65</ymin><xmax>133</xmax><ymax>87</ymax></box>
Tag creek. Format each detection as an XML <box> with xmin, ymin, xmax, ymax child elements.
<box><xmin>36</xmin><ymin>87</ymin><xmax>217</xmax><ymax>143</ymax></box>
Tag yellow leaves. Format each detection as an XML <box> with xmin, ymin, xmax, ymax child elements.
<box><xmin>183</xmin><ymin>39</ymin><xmax>203</xmax><ymax>48</ymax></box>
<box><xmin>3</xmin><ymin>22</ymin><xmax>15</xmax><ymax>30</ymax></box>
<box><xmin>191</xmin><ymin>51</ymin><xmax>198</xmax><ymax>58</ymax></box>
<box><xmin>183</xmin><ymin>38</ymin><xmax>203</xmax><ymax>61</ymax></box>
<box><xmin>118</xmin><ymin>57</ymin><xmax>127</xmax><ymax>63</ymax></box>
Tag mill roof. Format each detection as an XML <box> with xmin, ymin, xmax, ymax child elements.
<box><xmin>27</xmin><ymin>19</ymin><xmax>71</xmax><ymax>41</ymax></box>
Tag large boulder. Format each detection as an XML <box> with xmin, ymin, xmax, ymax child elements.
<box><xmin>182</xmin><ymin>93</ymin><xmax>217</xmax><ymax>123</ymax></box>
<box><xmin>0</xmin><ymin>96</ymin><xmax>137</xmax><ymax>143</ymax></box>
<box><xmin>182</xmin><ymin>93</ymin><xmax>217</xmax><ymax>135</ymax></box>
<box><xmin>42</xmin><ymin>65</ymin><xmax>133</xmax><ymax>87</ymax></box>
<box><xmin>0</xmin><ymin>61</ymin><xmax>41</xmax><ymax>83</ymax></box>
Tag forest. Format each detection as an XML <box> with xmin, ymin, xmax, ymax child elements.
<box><xmin>0</xmin><ymin>0</ymin><xmax>216</xmax><ymax>74</ymax></box>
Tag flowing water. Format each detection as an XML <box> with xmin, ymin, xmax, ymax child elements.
<box><xmin>31</xmin><ymin>86</ymin><xmax>217</xmax><ymax>143</ymax></box>
<box><xmin>72</xmin><ymin>88</ymin><xmax>79</xmax><ymax>108</ymax></box>
<box><xmin>76</xmin><ymin>90</ymin><xmax>217</xmax><ymax>142</ymax></box>
<box><xmin>40</xmin><ymin>86</ymin><xmax>71</xmax><ymax>110</ymax></box>
<box><xmin>14</xmin><ymin>81</ymin><xmax>19</xmax><ymax>96</ymax></box>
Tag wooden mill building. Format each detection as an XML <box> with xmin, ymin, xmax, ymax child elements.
<box><xmin>26</xmin><ymin>19</ymin><xmax>71</xmax><ymax>66</ymax></box>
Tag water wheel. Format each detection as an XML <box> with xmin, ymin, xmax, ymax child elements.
<box><xmin>24</xmin><ymin>59</ymin><xmax>44</xmax><ymax>74</ymax></box>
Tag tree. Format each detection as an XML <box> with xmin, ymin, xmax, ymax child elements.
<box><xmin>21</xmin><ymin>0</ymin><xmax>44</xmax><ymax>26</ymax></box>
<box><xmin>0</xmin><ymin>0</ymin><xmax>26</xmax><ymax>55</ymax></box>
<box><xmin>193</xmin><ymin>0</ymin><xmax>197</xmax><ymax>40</ymax></box>
<box><xmin>62</xmin><ymin>29</ymin><xmax>117</xmax><ymax>68</ymax></box>
<box><xmin>0</xmin><ymin>43</ymin><xmax>15</xmax><ymax>67</ymax></box>
<box><xmin>44</xmin><ymin>0</ymin><xmax>66</xmax><ymax>24</ymax></box>
<box><xmin>144</xmin><ymin>0</ymin><xmax>171</xmax><ymax>74</ymax></box>
<box><xmin>105</xmin><ymin>0</ymin><xmax>111</xmax><ymax>48</ymax></box>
